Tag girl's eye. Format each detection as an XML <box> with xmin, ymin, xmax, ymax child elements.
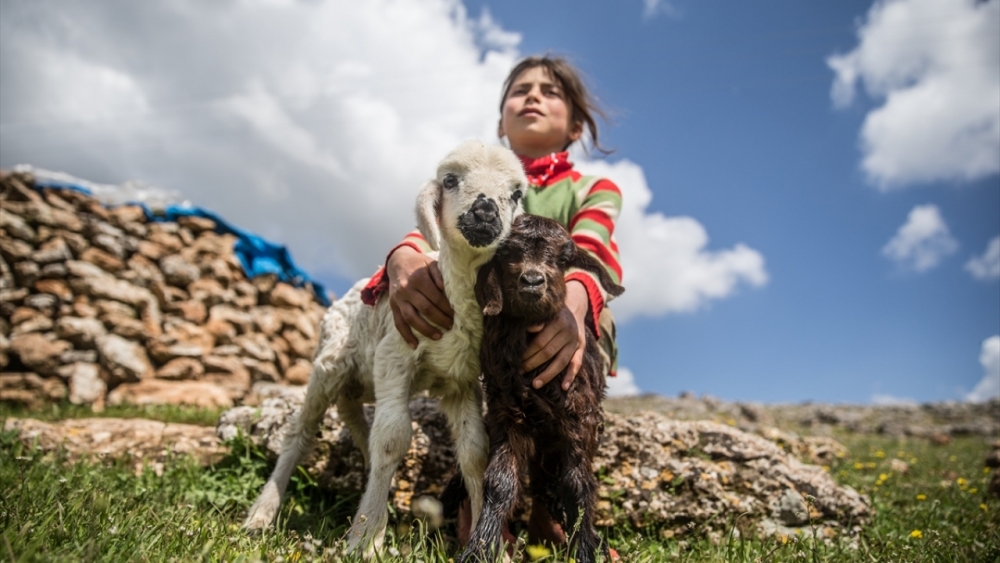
<box><xmin>443</xmin><ymin>174</ymin><xmax>459</xmax><ymax>189</ymax></box>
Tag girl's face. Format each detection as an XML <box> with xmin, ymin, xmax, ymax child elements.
<box><xmin>498</xmin><ymin>66</ymin><xmax>582</xmax><ymax>158</ymax></box>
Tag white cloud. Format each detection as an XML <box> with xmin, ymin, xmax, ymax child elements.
<box><xmin>965</xmin><ymin>236</ymin><xmax>1000</xmax><ymax>281</ymax></box>
<box><xmin>0</xmin><ymin>1</ymin><xmax>765</xmax><ymax>322</ymax></box>
<box><xmin>966</xmin><ymin>335</ymin><xmax>1000</xmax><ymax>403</ymax></box>
<box><xmin>828</xmin><ymin>0</ymin><xmax>1000</xmax><ymax>188</ymax></box>
<box><xmin>871</xmin><ymin>393</ymin><xmax>918</xmax><ymax>406</ymax></box>
<box><xmin>642</xmin><ymin>0</ymin><xmax>680</xmax><ymax>20</ymax></box>
<box><xmin>881</xmin><ymin>204</ymin><xmax>958</xmax><ymax>272</ymax></box>
<box><xmin>0</xmin><ymin>0</ymin><xmax>519</xmax><ymax>280</ymax></box>
<box><xmin>607</xmin><ymin>367</ymin><xmax>642</xmax><ymax>398</ymax></box>
<box><xmin>575</xmin><ymin>157</ymin><xmax>768</xmax><ymax>322</ymax></box>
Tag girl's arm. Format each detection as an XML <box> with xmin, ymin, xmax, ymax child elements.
<box><xmin>362</xmin><ymin>232</ymin><xmax>454</xmax><ymax>349</ymax></box>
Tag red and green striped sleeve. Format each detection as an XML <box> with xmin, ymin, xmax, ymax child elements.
<box><xmin>360</xmin><ymin>231</ymin><xmax>432</xmax><ymax>305</ymax></box>
<box><xmin>520</xmin><ymin>172</ymin><xmax>623</xmax><ymax>335</ymax></box>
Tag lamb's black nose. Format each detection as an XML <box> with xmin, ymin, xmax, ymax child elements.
<box><xmin>471</xmin><ymin>195</ymin><xmax>498</xmax><ymax>223</ymax></box>
<box><xmin>520</xmin><ymin>272</ymin><xmax>544</xmax><ymax>288</ymax></box>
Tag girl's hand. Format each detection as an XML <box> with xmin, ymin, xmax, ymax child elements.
<box><xmin>386</xmin><ymin>246</ymin><xmax>454</xmax><ymax>348</ymax></box>
<box><xmin>521</xmin><ymin>280</ymin><xmax>589</xmax><ymax>390</ymax></box>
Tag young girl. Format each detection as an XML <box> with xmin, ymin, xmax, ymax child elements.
<box><xmin>363</xmin><ymin>55</ymin><xmax>622</xmax><ymax>390</ymax></box>
<box><xmin>360</xmin><ymin>55</ymin><xmax>622</xmax><ymax>551</ymax></box>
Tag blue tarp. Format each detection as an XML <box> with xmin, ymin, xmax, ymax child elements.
<box><xmin>31</xmin><ymin>177</ymin><xmax>331</xmax><ymax>306</ymax></box>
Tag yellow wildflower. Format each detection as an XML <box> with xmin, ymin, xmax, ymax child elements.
<box><xmin>969</xmin><ymin>488</ymin><xmax>978</xmax><ymax>494</ymax></box>
<box><xmin>982</xmin><ymin>504</ymin><xmax>989</xmax><ymax>511</ymax></box>
<box><xmin>526</xmin><ymin>545</ymin><xmax>552</xmax><ymax>561</ymax></box>
<box><xmin>949</xmin><ymin>455</ymin><xmax>957</xmax><ymax>462</ymax></box>
<box><xmin>957</xmin><ymin>477</ymin><xmax>968</xmax><ymax>487</ymax></box>
<box><xmin>910</xmin><ymin>458</ymin><xmax>918</xmax><ymax>464</ymax></box>
<box><xmin>879</xmin><ymin>473</ymin><xmax>889</xmax><ymax>481</ymax></box>
<box><xmin>875</xmin><ymin>451</ymin><xmax>886</xmax><ymax>458</ymax></box>
<box><xmin>866</xmin><ymin>462</ymin><xmax>876</xmax><ymax>469</ymax></box>
<box><xmin>916</xmin><ymin>494</ymin><xmax>926</xmax><ymax>501</ymax></box>
<box><xmin>986</xmin><ymin>467</ymin><xmax>992</xmax><ymax>474</ymax></box>
<box><xmin>854</xmin><ymin>462</ymin><xmax>865</xmax><ymax>470</ymax></box>
<box><xmin>910</xmin><ymin>530</ymin><xmax>923</xmax><ymax>539</ymax></box>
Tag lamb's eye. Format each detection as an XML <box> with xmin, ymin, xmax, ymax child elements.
<box><xmin>511</xmin><ymin>190</ymin><xmax>522</xmax><ymax>204</ymax></box>
<box><xmin>442</xmin><ymin>174</ymin><xmax>459</xmax><ymax>189</ymax></box>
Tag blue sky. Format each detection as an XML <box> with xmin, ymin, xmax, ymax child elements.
<box><xmin>473</xmin><ymin>0</ymin><xmax>1000</xmax><ymax>403</ymax></box>
<box><xmin>1</xmin><ymin>0</ymin><xmax>997</xmax><ymax>403</ymax></box>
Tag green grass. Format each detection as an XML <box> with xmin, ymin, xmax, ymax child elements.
<box><xmin>2</xmin><ymin>412</ymin><xmax>998</xmax><ymax>562</ymax></box>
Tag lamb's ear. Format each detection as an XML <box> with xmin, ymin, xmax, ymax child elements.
<box><xmin>475</xmin><ymin>261</ymin><xmax>503</xmax><ymax>316</ymax></box>
<box><xmin>568</xmin><ymin>242</ymin><xmax>625</xmax><ymax>298</ymax></box>
<box><xmin>415</xmin><ymin>179</ymin><xmax>441</xmax><ymax>251</ymax></box>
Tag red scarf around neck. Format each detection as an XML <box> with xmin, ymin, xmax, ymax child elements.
<box><xmin>519</xmin><ymin>151</ymin><xmax>573</xmax><ymax>186</ymax></box>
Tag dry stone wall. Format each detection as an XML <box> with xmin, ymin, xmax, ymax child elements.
<box><xmin>1</xmin><ymin>171</ymin><xmax>327</xmax><ymax>409</ymax></box>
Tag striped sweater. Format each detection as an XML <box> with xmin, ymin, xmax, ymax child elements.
<box><xmin>361</xmin><ymin>151</ymin><xmax>623</xmax><ymax>335</ymax></box>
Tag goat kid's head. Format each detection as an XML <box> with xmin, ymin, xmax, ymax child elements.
<box><xmin>475</xmin><ymin>214</ymin><xmax>624</xmax><ymax>322</ymax></box>
<box><xmin>415</xmin><ymin>141</ymin><xmax>526</xmax><ymax>253</ymax></box>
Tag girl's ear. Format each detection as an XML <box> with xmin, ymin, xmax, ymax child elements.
<box><xmin>475</xmin><ymin>261</ymin><xmax>504</xmax><ymax>316</ymax></box>
<box><xmin>570</xmin><ymin>244</ymin><xmax>625</xmax><ymax>298</ymax></box>
<box><xmin>497</xmin><ymin>118</ymin><xmax>506</xmax><ymax>141</ymax></box>
<box><xmin>567</xmin><ymin>118</ymin><xmax>583</xmax><ymax>143</ymax></box>
<box><xmin>415</xmin><ymin>179</ymin><xmax>441</xmax><ymax>251</ymax></box>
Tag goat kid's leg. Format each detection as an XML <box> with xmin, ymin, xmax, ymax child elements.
<box><xmin>554</xmin><ymin>453</ymin><xmax>605</xmax><ymax>563</ymax></box>
<box><xmin>344</xmin><ymin>369</ymin><xmax>413</xmax><ymax>556</ymax></box>
<box><xmin>440</xmin><ymin>384</ymin><xmax>489</xmax><ymax>533</ymax></box>
<box><xmin>459</xmin><ymin>430</ymin><xmax>526</xmax><ymax>563</ymax></box>
<box><xmin>244</xmin><ymin>363</ymin><xmax>342</xmax><ymax>531</ymax></box>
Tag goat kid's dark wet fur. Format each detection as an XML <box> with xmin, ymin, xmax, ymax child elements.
<box><xmin>459</xmin><ymin>214</ymin><xmax>624</xmax><ymax>563</ymax></box>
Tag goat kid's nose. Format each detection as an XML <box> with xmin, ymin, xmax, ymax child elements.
<box><xmin>470</xmin><ymin>195</ymin><xmax>499</xmax><ymax>223</ymax></box>
<box><xmin>519</xmin><ymin>272</ymin><xmax>544</xmax><ymax>288</ymax></box>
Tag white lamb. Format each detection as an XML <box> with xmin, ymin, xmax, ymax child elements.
<box><xmin>243</xmin><ymin>141</ymin><xmax>528</xmax><ymax>556</ymax></box>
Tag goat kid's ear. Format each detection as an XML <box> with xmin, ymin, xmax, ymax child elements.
<box><xmin>415</xmin><ymin>179</ymin><xmax>442</xmax><ymax>251</ymax></box>
<box><xmin>475</xmin><ymin>261</ymin><xmax>503</xmax><ymax>316</ymax></box>
<box><xmin>570</xmin><ymin>243</ymin><xmax>625</xmax><ymax>298</ymax></box>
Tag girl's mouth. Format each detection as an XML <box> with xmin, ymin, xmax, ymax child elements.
<box><xmin>518</xmin><ymin>107</ymin><xmax>544</xmax><ymax>117</ymax></box>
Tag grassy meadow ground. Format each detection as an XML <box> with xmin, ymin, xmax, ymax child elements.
<box><xmin>1</xmin><ymin>402</ymin><xmax>998</xmax><ymax>563</ymax></box>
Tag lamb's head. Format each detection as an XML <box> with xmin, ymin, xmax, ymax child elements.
<box><xmin>415</xmin><ymin>141</ymin><xmax>526</xmax><ymax>254</ymax></box>
<box><xmin>475</xmin><ymin>214</ymin><xmax>625</xmax><ymax>323</ymax></box>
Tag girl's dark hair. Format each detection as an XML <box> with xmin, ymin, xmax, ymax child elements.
<box><xmin>500</xmin><ymin>55</ymin><xmax>612</xmax><ymax>155</ymax></box>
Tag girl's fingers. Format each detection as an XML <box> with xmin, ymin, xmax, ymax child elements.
<box><xmin>523</xmin><ymin>326</ymin><xmax>572</xmax><ymax>373</ymax></box>
<box><xmin>398</xmin><ymin>301</ymin><xmax>441</xmax><ymax>340</ymax></box>
<box><xmin>532</xmin><ymin>345</ymin><xmax>575</xmax><ymax>389</ymax></box>
<box><xmin>413</xmin><ymin>262</ymin><xmax>455</xmax><ymax>330</ymax></box>
<box><xmin>407</xmin><ymin>288</ymin><xmax>452</xmax><ymax>332</ymax></box>
<box><xmin>561</xmin><ymin>347</ymin><xmax>585</xmax><ymax>390</ymax></box>
<box><xmin>390</xmin><ymin>300</ymin><xmax>418</xmax><ymax>349</ymax></box>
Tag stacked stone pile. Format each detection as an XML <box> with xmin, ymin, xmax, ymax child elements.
<box><xmin>1</xmin><ymin>171</ymin><xmax>327</xmax><ymax>409</ymax></box>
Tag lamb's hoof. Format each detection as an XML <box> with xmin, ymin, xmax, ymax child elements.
<box><xmin>344</xmin><ymin>519</ymin><xmax>383</xmax><ymax>559</ymax></box>
<box><xmin>243</xmin><ymin>483</ymin><xmax>280</xmax><ymax>532</ymax></box>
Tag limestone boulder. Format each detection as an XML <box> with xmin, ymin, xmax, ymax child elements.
<box><xmin>108</xmin><ymin>379</ymin><xmax>233</xmax><ymax>409</ymax></box>
<box><xmin>8</xmin><ymin>332</ymin><xmax>71</xmax><ymax>375</ymax></box>
<box><xmin>96</xmin><ymin>333</ymin><xmax>154</xmax><ymax>382</ymax></box>
<box><xmin>4</xmin><ymin>417</ymin><xmax>226</xmax><ymax>467</ymax></box>
<box><xmin>59</xmin><ymin>362</ymin><xmax>107</xmax><ymax>405</ymax></box>
<box><xmin>217</xmin><ymin>396</ymin><xmax>872</xmax><ymax>538</ymax></box>
<box><xmin>55</xmin><ymin>316</ymin><xmax>107</xmax><ymax>348</ymax></box>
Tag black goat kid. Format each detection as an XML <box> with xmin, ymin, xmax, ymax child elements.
<box><xmin>459</xmin><ymin>214</ymin><xmax>624</xmax><ymax>563</ymax></box>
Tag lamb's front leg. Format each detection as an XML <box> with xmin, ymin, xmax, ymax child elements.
<box><xmin>440</xmin><ymin>383</ymin><xmax>489</xmax><ymax>532</ymax></box>
<box><xmin>344</xmin><ymin>358</ymin><xmax>414</xmax><ymax>556</ymax></box>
